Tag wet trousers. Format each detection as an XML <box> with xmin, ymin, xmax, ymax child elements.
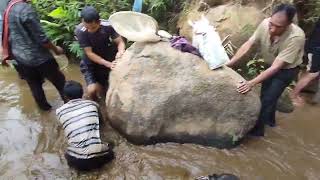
<box><xmin>14</xmin><ymin>59</ymin><xmax>66</xmax><ymax>110</ymax></box>
<box><xmin>251</xmin><ymin>67</ymin><xmax>299</xmax><ymax>135</ymax></box>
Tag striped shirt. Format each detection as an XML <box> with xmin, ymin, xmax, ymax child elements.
<box><xmin>56</xmin><ymin>99</ymin><xmax>109</xmax><ymax>159</ymax></box>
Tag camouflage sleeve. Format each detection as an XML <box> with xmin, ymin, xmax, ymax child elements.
<box><xmin>20</xmin><ymin>4</ymin><xmax>50</xmax><ymax>45</ymax></box>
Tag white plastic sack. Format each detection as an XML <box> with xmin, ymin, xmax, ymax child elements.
<box><xmin>189</xmin><ymin>16</ymin><xmax>229</xmax><ymax>70</ymax></box>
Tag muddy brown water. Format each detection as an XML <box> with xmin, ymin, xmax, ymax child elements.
<box><xmin>0</xmin><ymin>63</ymin><xmax>320</xmax><ymax>180</ymax></box>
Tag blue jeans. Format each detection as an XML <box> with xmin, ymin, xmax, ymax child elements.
<box><xmin>251</xmin><ymin>67</ymin><xmax>299</xmax><ymax>135</ymax></box>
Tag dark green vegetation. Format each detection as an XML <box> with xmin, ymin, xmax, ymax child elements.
<box><xmin>32</xmin><ymin>0</ymin><xmax>186</xmax><ymax>59</ymax></box>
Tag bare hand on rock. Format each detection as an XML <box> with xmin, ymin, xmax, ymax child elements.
<box><xmin>116</xmin><ymin>51</ymin><xmax>124</xmax><ymax>59</ymax></box>
<box><xmin>237</xmin><ymin>81</ymin><xmax>253</xmax><ymax>94</ymax></box>
<box><xmin>111</xmin><ymin>60</ymin><xmax>117</xmax><ymax>70</ymax></box>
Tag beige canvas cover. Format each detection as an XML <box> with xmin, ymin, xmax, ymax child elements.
<box><xmin>109</xmin><ymin>11</ymin><xmax>161</xmax><ymax>42</ymax></box>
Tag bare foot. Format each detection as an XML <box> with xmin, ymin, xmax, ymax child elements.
<box><xmin>291</xmin><ymin>95</ymin><xmax>305</xmax><ymax>107</ymax></box>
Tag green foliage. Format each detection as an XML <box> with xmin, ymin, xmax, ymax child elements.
<box><xmin>144</xmin><ymin>0</ymin><xmax>186</xmax><ymax>31</ymax></box>
<box><xmin>236</xmin><ymin>56</ymin><xmax>266</xmax><ymax>79</ymax></box>
<box><xmin>69</xmin><ymin>41</ymin><xmax>83</xmax><ymax>58</ymax></box>
<box><xmin>246</xmin><ymin>58</ymin><xmax>266</xmax><ymax>79</ymax></box>
<box><xmin>304</xmin><ymin>0</ymin><xmax>320</xmax><ymax>23</ymax></box>
<box><xmin>31</xmin><ymin>0</ymin><xmax>187</xmax><ymax>59</ymax></box>
<box><xmin>32</xmin><ymin>0</ymin><xmax>85</xmax><ymax>59</ymax></box>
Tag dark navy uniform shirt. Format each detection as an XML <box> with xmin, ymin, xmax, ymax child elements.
<box><xmin>306</xmin><ymin>19</ymin><xmax>320</xmax><ymax>54</ymax></box>
<box><xmin>75</xmin><ymin>21</ymin><xmax>119</xmax><ymax>65</ymax></box>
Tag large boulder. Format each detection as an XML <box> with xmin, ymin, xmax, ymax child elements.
<box><xmin>177</xmin><ymin>0</ymin><xmax>294</xmax><ymax>46</ymax></box>
<box><xmin>177</xmin><ymin>1</ymin><xmax>266</xmax><ymax>46</ymax></box>
<box><xmin>277</xmin><ymin>88</ymin><xmax>294</xmax><ymax>113</ymax></box>
<box><xmin>106</xmin><ymin>42</ymin><xmax>260</xmax><ymax>148</ymax></box>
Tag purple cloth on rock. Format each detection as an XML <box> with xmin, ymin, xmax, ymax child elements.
<box><xmin>170</xmin><ymin>36</ymin><xmax>202</xmax><ymax>57</ymax></box>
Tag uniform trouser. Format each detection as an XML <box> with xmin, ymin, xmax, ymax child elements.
<box><xmin>251</xmin><ymin>67</ymin><xmax>299</xmax><ymax>135</ymax></box>
<box><xmin>14</xmin><ymin>59</ymin><xmax>66</xmax><ymax>110</ymax></box>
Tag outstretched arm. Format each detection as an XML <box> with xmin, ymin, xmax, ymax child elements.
<box><xmin>114</xmin><ymin>36</ymin><xmax>126</xmax><ymax>59</ymax></box>
<box><xmin>227</xmin><ymin>20</ymin><xmax>265</xmax><ymax>67</ymax></box>
<box><xmin>21</xmin><ymin>4</ymin><xmax>63</xmax><ymax>55</ymax></box>
<box><xmin>237</xmin><ymin>36</ymin><xmax>305</xmax><ymax>94</ymax></box>
<box><xmin>226</xmin><ymin>39</ymin><xmax>254</xmax><ymax>67</ymax></box>
<box><xmin>237</xmin><ymin>59</ymin><xmax>287</xmax><ymax>94</ymax></box>
<box><xmin>83</xmin><ymin>47</ymin><xmax>112</xmax><ymax>69</ymax></box>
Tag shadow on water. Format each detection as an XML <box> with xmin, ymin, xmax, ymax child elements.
<box><xmin>0</xmin><ymin>63</ymin><xmax>320</xmax><ymax>179</ymax></box>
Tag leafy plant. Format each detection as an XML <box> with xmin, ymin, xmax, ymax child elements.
<box><xmin>69</xmin><ymin>41</ymin><xmax>83</xmax><ymax>59</ymax></box>
<box><xmin>31</xmin><ymin>0</ymin><xmax>187</xmax><ymax>59</ymax></box>
<box><xmin>246</xmin><ymin>57</ymin><xmax>266</xmax><ymax>79</ymax></box>
<box><xmin>32</xmin><ymin>0</ymin><xmax>84</xmax><ymax>59</ymax></box>
<box><xmin>144</xmin><ymin>0</ymin><xmax>186</xmax><ymax>31</ymax></box>
<box><xmin>304</xmin><ymin>0</ymin><xmax>320</xmax><ymax>23</ymax></box>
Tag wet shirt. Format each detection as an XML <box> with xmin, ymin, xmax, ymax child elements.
<box><xmin>56</xmin><ymin>99</ymin><xmax>109</xmax><ymax>159</ymax></box>
<box><xmin>3</xmin><ymin>2</ymin><xmax>54</xmax><ymax>66</ymax></box>
<box><xmin>76</xmin><ymin>21</ymin><xmax>119</xmax><ymax>65</ymax></box>
<box><xmin>250</xmin><ymin>18</ymin><xmax>305</xmax><ymax>69</ymax></box>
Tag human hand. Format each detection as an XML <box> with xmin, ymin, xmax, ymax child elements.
<box><xmin>103</xmin><ymin>61</ymin><xmax>112</xmax><ymax>69</ymax></box>
<box><xmin>225</xmin><ymin>61</ymin><xmax>233</xmax><ymax>67</ymax></box>
<box><xmin>237</xmin><ymin>80</ymin><xmax>254</xmax><ymax>94</ymax></box>
<box><xmin>111</xmin><ymin>60</ymin><xmax>117</xmax><ymax>70</ymax></box>
<box><xmin>115</xmin><ymin>51</ymin><xmax>124</xmax><ymax>59</ymax></box>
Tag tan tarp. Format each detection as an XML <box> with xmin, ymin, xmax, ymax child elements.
<box><xmin>109</xmin><ymin>11</ymin><xmax>161</xmax><ymax>42</ymax></box>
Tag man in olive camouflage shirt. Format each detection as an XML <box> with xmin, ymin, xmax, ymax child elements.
<box><xmin>226</xmin><ymin>4</ymin><xmax>305</xmax><ymax>136</ymax></box>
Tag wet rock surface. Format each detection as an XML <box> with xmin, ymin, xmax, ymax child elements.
<box><xmin>107</xmin><ymin>42</ymin><xmax>262</xmax><ymax>148</ymax></box>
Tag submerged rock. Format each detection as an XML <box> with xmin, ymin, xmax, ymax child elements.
<box><xmin>106</xmin><ymin>42</ymin><xmax>260</xmax><ymax>148</ymax></box>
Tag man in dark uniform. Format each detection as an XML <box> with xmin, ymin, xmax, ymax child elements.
<box><xmin>0</xmin><ymin>0</ymin><xmax>66</xmax><ymax>110</ymax></box>
<box><xmin>76</xmin><ymin>6</ymin><xmax>125</xmax><ymax>102</ymax></box>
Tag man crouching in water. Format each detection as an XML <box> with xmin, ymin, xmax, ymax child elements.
<box><xmin>56</xmin><ymin>81</ymin><xmax>113</xmax><ymax>171</ymax></box>
<box><xmin>226</xmin><ymin>4</ymin><xmax>305</xmax><ymax>136</ymax></box>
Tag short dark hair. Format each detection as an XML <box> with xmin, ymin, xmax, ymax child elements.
<box><xmin>81</xmin><ymin>6</ymin><xmax>100</xmax><ymax>23</ymax></box>
<box><xmin>63</xmin><ymin>80</ymin><xmax>83</xmax><ymax>99</ymax></box>
<box><xmin>272</xmin><ymin>3</ymin><xmax>297</xmax><ymax>23</ymax></box>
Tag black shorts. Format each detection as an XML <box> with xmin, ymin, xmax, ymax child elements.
<box><xmin>307</xmin><ymin>52</ymin><xmax>320</xmax><ymax>73</ymax></box>
<box><xmin>65</xmin><ymin>151</ymin><xmax>114</xmax><ymax>171</ymax></box>
<box><xmin>80</xmin><ymin>60</ymin><xmax>111</xmax><ymax>88</ymax></box>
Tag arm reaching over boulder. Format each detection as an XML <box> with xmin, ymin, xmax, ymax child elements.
<box><xmin>228</xmin><ymin>4</ymin><xmax>305</xmax><ymax>137</ymax></box>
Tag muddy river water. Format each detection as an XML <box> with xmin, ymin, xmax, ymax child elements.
<box><xmin>0</xmin><ymin>63</ymin><xmax>319</xmax><ymax>180</ymax></box>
